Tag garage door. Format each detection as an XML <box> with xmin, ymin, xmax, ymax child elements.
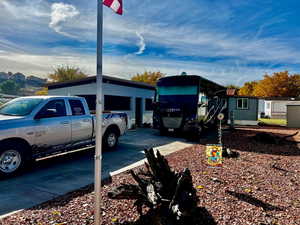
<box><xmin>287</xmin><ymin>105</ymin><xmax>300</xmax><ymax>128</ymax></box>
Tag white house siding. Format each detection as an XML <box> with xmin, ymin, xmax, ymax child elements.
<box><xmin>48</xmin><ymin>82</ymin><xmax>155</xmax><ymax>128</ymax></box>
<box><xmin>258</xmin><ymin>99</ymin><xmax>265</xmax><ymax>118</ymax></box>
<box><xmin>264</xmin><ymin>100</ymin><xmax>300</xmax><ymax>119</ymax></box>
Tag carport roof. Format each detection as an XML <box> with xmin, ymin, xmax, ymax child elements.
<box><xmin>47</xmin><ymin>75</ymin><xmax>156</xmax><ymax>91</ymax></box>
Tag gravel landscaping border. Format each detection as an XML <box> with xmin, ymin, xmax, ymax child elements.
<box><xmin>1</xmin><ymin>126</ymin><xmax>300</xmax><ymax>225</ymax></box>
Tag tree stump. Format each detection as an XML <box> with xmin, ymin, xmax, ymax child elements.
<box><xmin>107</xmin><ymin>148</ymin><xmax>215</xmax><ymax>225</ymax></box>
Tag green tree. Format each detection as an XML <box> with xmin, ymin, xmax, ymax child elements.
<box><xmin>131</xmin><ymin>71</ymin><xmax>165</xmax><ymax>86</ymax></box>
<box><xmin>0</xmin><ymin>80</ymin><xmax>20</xmax><ymax>95</ymax></box>
<box><xmin>49</xmin><ymin>65</ymin><xmax>88</xmax><ymax>82</ymax></box>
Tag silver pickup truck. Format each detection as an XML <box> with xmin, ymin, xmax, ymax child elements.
<box><xmin>0</xmin><ymin>96</ymin><xmax>127</xmax><ymax>176</ymax></box>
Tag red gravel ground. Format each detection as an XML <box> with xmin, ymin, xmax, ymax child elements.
<box><xmin>1</xmin><ymin>126</ymin><xmax>300</xmax><ymax>225</ymax></box>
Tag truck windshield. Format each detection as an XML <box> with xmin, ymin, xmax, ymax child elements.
<box><xmin>0</xmin><ymin>98</ymin><xmax>43</xmax><ymax>116</ymax></box>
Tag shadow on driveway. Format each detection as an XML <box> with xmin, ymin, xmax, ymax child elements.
<box><xmin>0</xmin><ymin>128</ymin><xmax>190</xmax><ymax>216</ymax></box>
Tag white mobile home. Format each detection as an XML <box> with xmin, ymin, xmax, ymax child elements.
<box><xmin>264</xmin><ymin>97</ymin><xmax>300</xmax><ymax>119</ymax></box>
<box><xmin>47</xmin><ymin>75</ymin><xmax>155</xmax><ymax>128</ymax></box>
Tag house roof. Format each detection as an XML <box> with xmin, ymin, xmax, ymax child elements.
<box><xmin>47</xmin><ymin>75</ymin><xmax>156</xmax><ymax>91</ymax></box>
<box><xmin>264</xmin><ymin>97</ymin><xmax>300</xmax><ymax>101</ymax></box>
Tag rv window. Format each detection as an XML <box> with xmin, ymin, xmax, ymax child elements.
<box><xmin>157</xmin><ymin>86</ymin><xmax>197</xmax><ymax>96</ymax></box>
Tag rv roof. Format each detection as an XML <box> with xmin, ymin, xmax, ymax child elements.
<box><xmin>157</xmin><ymin>75</ymin><xmax>225</xmax><ymax>96</ymax></box>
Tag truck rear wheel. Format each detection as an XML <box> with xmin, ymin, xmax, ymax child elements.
<box><xmin>103</xmin><ymin>128</ymin><xmax>119</xmax><ymax>150</ymax></box>
<box><xmin>0</xmin><ymin>142</ymin><xmax>29</xmax><ymax>177</ymax></box>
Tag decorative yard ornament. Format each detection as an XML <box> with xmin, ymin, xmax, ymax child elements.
<box><xmin>217</xmin><ymin>113</ymin><xmax>224</xmax><ymax>121</ymax></box>
<box><xmin>204</xmin><ymin>113</ymin><xmax>224</xmax><ymax>167</ymax></box>
<box><xmin>206</xmin><ymin>144</ymin><xmax>223</xmax><ymax>167</ymax></box>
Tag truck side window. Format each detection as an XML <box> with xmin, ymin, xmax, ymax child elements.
<box><xmin>36</xmin><ymin>100</ymin><xmax>66</xmax><ymax>119</ymax></box>
<box><xmin>69</xmin><ymin>100</ymin><xmax>86</xmax><ymax>116</ymax></box>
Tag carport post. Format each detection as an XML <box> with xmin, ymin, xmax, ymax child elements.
<box><xmin>95</xmin><ymin>0</ymin><xmax>103</xmax><ymax>225</ymax></box>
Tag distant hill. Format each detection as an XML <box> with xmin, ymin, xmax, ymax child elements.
<box><xmin>0</xmin><ymin>72</ymin><xmax>47</xmax><ymax>96</ymax></box>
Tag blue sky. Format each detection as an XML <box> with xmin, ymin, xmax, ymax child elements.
<box><xmin>0</xmin><ymin>0</ymin><xmax>300</xmax><ymax>86</ymax></box>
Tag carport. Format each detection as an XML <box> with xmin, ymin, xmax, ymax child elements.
<box><xmin>287</xmin><ymin>103</ymin><xmax>300</xmax><ymax>128</ymax></box>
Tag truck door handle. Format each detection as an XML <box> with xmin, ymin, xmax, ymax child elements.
<box><xmin>60</xmin><ymin>121</ymin><xmax>70</xmax><ymax>125</ymax></box>
<box><xmin>83</xmin><ymin>119</ymin><xmax>90</xmax><ymax>122</ymax></box>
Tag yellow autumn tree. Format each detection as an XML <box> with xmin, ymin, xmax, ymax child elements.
<box><xmin>35</xmin><ymin>87</ymin><xmax>48</xmax><ymax>95</ymax></box>
<box><xmin>131</xmin><ymin>71</ymin><xmax>165</xmax><ymax>86</ymax></box>
<box><xmin>238</xmin><ymin>81</ymin><xmax>258</xmax><ymax>96</ymax></box>
<box><xmin>253</xmin><ymin>71</ymin><xmax>300</xmax><ymax>97</ymax></box>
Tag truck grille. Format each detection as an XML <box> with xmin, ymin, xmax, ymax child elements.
<box><xmin>162</xmin><ymin>117</ymin><xmax>183</xmax><ymax>129</ymax></box>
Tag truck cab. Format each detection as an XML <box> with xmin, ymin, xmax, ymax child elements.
<box><xmin>0</xmin><ymin>96</ymin><xmax>127</xmax><ymax>177</ymax></box>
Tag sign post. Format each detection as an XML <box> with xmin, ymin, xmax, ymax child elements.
<box><xmin>217</xmin><ymin>113</ymin><xmax>224</xmax><ymax>145</ymax></box>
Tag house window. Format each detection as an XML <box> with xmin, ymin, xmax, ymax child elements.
<box><xmin>237</xmin><ymin>98</ymin><xmax>249</xmax><ymax>110</ymax></box>
<box><xmin>145</xmin><ymin>98</ymin><xmax>153</xmax><ymax>111</ymax></box>
<box><xmin>104</xmin><ymin>95</ymin><xmax>131</xmax><ymax>111</ymax></box>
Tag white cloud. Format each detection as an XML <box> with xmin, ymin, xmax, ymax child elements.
<box><xmin>102</xmin><ymin>10</ymin><xmax>287</xmax><ymax>66</ymax></box>
<box><xmin>49</xmin><ymin>3</ymin><xmax>80</xmax><ymax>38</ymax></box>
<box><xmin>134</xmin><ymin>32</ymin><xmax>146</xmax><ymax>55</ymax></box>
<box><xmin>0</xmin><ymin>49</ymin><xmax>292</xmax><ymax>86</ymax></box>
<box><xmin>0</xmin><ymin>0</ymin><xmax>299</xmax><ymax>85</ymax></box>
<box><xmin>0</xmin><ymin>38</ymin><xmax>26</xmax><ymax>53</ymax></box>
<box><xmin>0</xmin><ymin>0</ymin><xmax>49</xmax><ymax>19</ymax></box>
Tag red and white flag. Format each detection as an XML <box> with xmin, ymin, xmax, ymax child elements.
<box><xmin>103</xmin><ymin>0</ymin><xmax>123</xmax><ymax>15</ymax></box>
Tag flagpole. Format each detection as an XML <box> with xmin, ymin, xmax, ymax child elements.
<box><xmin>95</xmin><ymin>0</ymin><xmax>103</xmax><ymax>224</ymax></box>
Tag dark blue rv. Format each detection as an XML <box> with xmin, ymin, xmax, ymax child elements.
<box><xmin>153</xmin><ymin>75</ymin><xmax>226</xmax><ymax>136</ymax></box>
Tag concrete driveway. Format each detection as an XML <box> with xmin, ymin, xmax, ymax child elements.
<box><xmin>0</xmin><ymin>128</ymin><xmax>193</xmax><ymax>216</ymax></box>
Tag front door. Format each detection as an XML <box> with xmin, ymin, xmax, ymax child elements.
<box><xmin>135</xmin><ymin>98</ymin><xmax>142</xmax><ymax>127</ymax></box>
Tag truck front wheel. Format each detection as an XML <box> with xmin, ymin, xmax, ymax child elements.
<box><xmin>0</xmin><ymin>142</ymin><xmax>28</xmax><ymax>177</ymax></box>
<box><xmin>103</xmin><ymin>128</ymin><xmax>119</xmax><ymax>150</ymax></box>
